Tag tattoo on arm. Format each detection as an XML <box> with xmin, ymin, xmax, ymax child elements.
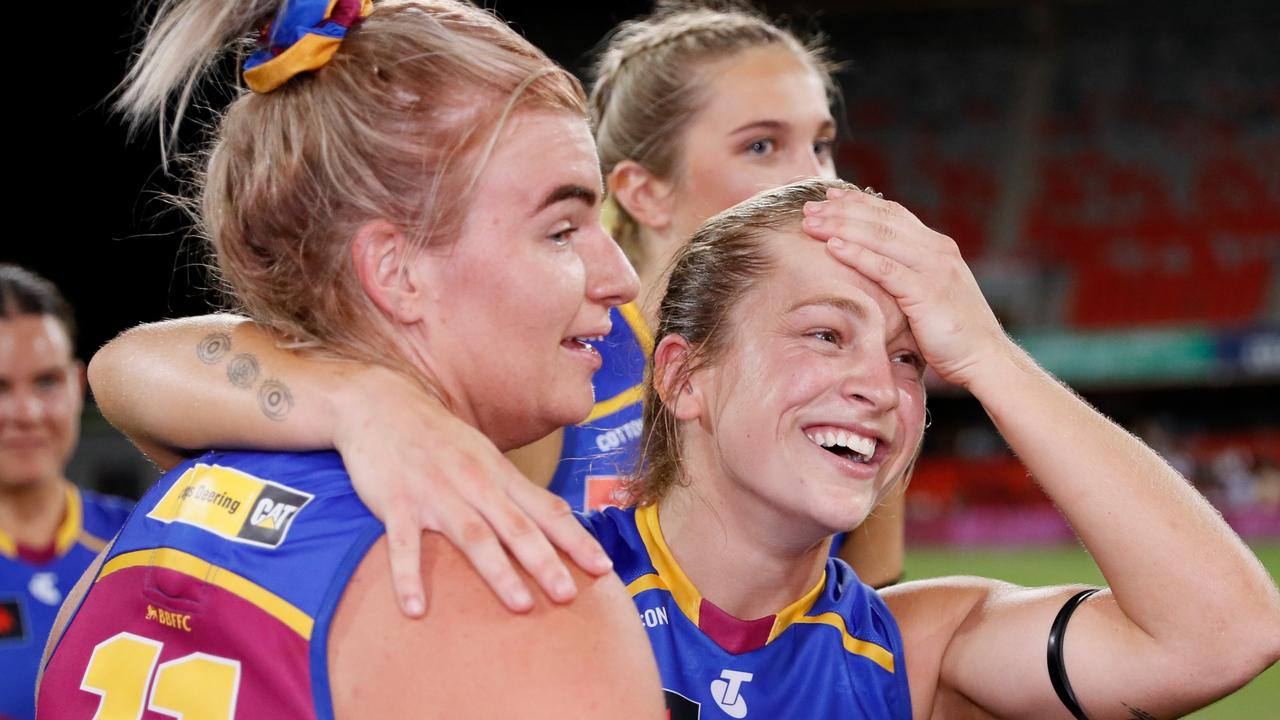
<box><xmin>196</xmin><ymin>332</ymin><xmax>232</xmax><ymax>364</ymax></box>
<box><xmin>226</xmin><ymin>353</ymin><xmax>261</xmax><ymax>388</ymax></box>
<box><xmin>1123</xmin><ymin>704</ymin><xmax>1157</xmax><ymax>720</ymax></box>
<box><xmin>258</xmin><ymin>380</ymin><xmax>295</xmax><ymax>422</ymax></box>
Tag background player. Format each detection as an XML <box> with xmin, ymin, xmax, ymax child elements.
<box><xmin>36</xmin><ymin>1</ymin><xmax>662</xmax><ymax>717</ymax></box>
<box><xmin>0</xmin><ymin>265</ymin><xmax>132</xmax><ymax>720</ymax></box>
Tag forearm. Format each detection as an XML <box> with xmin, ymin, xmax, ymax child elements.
<box><xmin>89</xmin><ymin>314</ymin><xmax>365</xmax><ymax>465</ymax></box>
<box><xmin>967</xmin><ymin>341</ymin><xmax>1280</xmax><ymax>652</ymax></box>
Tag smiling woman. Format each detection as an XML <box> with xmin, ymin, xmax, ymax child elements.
<box><xmin>35</xmin><ymin>1</ymin><xmax>662</xmax><ymax>718</ymax></box>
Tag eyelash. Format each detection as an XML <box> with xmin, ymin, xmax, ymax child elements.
<box><xmin>813</xmin><ymin>138</ymin><xmax>835</xmax><ymax>158</ymax></box>
<box><xmin>810</xmin><ymin>329</ymin><xmax>841</xmax><ymax>345</ymax></box>
<box><xmin>893</xmin><ymin>351</ymin><xmax>925</xmax><ymax>371</ymax></box>
<box><xmin>548</xmin><ymin>225</ymin><xmax>578</xmax><ymax>245</ymax></box>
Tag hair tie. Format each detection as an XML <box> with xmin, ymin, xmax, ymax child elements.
<box><xmin>243</xmin><ymin>0</ymin><xmax>373</xmax><ymax>94</ymax></box>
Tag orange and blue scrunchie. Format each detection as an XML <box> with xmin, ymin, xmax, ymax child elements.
<box><xmin>243</xmin><ymin>0</ymin><xmax>373</xmax><ymax>93</ymax></box>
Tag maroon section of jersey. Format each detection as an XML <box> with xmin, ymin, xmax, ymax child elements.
<box><xmin>38</xmin><ymin>566</ymin><xmax>313</xmax><ymax>718</ymax></box>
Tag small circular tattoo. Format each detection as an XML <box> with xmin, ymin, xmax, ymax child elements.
<box><xmin>226</xmin><ymin>353</ymin><xmax>261</xmax><ymax>388</ymax></box>
<box><xmin>196</xmin><ymin>332</ymin><xmax>232</xmax><ymax>364</ymax></box>
<box><xmin>258</xmin><ymin>380</ymin><xmax>294</xmax><ymax>422</ymax></box>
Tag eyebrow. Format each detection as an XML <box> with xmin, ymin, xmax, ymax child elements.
<box><xmin>785</xmin><ymin>295</ymin><xmax>868</xmax><ymax>319</ymax></box>
<box><xmin>728</xmin><ymin>118</ymin><xmax>837</xmax><ymax>137</ymax></box>
<box><xmin>532</xmin><ymin>184</ymin><xmax>598</xmax><ymax>216</ymax></box>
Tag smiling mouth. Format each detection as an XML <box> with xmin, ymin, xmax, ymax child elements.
<box><xmin>804</xmin><ymin>428</ymin><xmax>877</xmax><ymax>464</ymax></box>
<box><xmin>563</xmin><ymin>335</ymin><xmax>604</xmax><ymax>351</ymax></box>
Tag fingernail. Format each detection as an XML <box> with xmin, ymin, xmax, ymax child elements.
<box><xmin>803</xmin><ymin>201</ymin><xmax>824</xmax><ymax>214</ymax></box>
<box><xmin>554</xmin><ymin>576</ymin><xmax>576</xmax><ymax>600</ymax></box>
<box><xmin>829</xmin><ymin>237</ymin><xmax>846</xmax><ymax>250</ymax></box>
<box><xmin>594</xmin><ymin>550</ymin><xmax>614</xmax><ymax>571</ymax></box>
<box><xmin>828</xmin><ymin>187</ymin><xmax>847</xmax><ymax>198</ymax></box>
<box><xmin>804</xmin><ymin>216</ymin><xmax>823</xmax><ymax>228</ymax></box>
<box><xmin>512</xmin><ymin>588</ymin><xmax>533</xmax><ymax>609</ymax></box>
<box><xmin>405</xmin><ymin>596</ymin><xmax>424</xmax><ymax>616</ymax></box>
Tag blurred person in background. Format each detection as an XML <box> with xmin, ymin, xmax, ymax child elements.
<box><xmin>0</xmin><ymin>265</ymin><xmax>132</xmax><ymax>720</ymax></box>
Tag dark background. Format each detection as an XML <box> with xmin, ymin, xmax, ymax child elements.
<box><xmin>6</xmin><ymin>0</ymin><xmax>1277</xmax><ymax>499</ymax></box>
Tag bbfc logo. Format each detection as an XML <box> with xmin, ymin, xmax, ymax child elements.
<box><xmin>710</xmin><ymin>670</ymin><xmax>753</xmax><ymax>718</ymax></box>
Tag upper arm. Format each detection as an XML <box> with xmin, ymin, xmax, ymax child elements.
<box><xmin>835</xmin><ymin>484</ymin><xmax>904</xmax><ymax>588</ymax></box>
<box><xmin>328</xmin><ymin>533</ymin><xmax>664</xmax><ymax>719</ymax></box>
<box><xmin>886</xmin><ymin>579</ymin><xmax>1224</xmax><ymax>720</ymax></box>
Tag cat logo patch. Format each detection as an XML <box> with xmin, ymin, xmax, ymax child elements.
<box><xmin>147</xmin><ymin>464</ymin><xmax>313</xmax><ymax>549</ymax></box>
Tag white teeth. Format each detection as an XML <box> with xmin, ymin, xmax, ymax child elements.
<box><xmin>805</xmin><ymin>429</ymin><xmax>878</xmax><ymax>461</ymax></box>
<box><xmin>571</xmin><ymin>335</ymin><xmax>604</xmax><ymax>343</ymax></box>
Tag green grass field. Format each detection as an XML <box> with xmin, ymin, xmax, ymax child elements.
<box><xmin>904</xmin><ymin>543</ymin><xmax>1280</xmax><ymax>718</ymax></box>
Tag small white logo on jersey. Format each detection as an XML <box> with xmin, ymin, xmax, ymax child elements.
<box><xmin>29</xmin><ymin>572</ymin><xmax>61</xmax><ymax>606</ymax></box>
<box><xmin>710</xmin><ymin>669</ymin><xmax>753</xmax><ymax>718</ymax></box>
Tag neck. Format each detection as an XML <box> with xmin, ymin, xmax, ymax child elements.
<box><xmin>0</xmin><ymin>477</ymin><xmax>69</xmax><ymax>548</ymax></box>
<box><xmin>657</xmin><ymin>465</ymin><xmax>830</xmax><ymax>621</ymax></box>
<box><xmin>633</xmin><ymin>228</ymin><xmax>688</xmax><ymax>328</ymax></box>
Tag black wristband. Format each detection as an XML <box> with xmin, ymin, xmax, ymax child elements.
<box><xmin>1047</xmin><ymin>588</ymin><xmax>1101</xmax><ymax>720</ymax></box>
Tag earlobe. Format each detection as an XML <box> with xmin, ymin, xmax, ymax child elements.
<box><xmin>608</xmin><ymin>160</ymin><xmax>674</xmax><ymax>232</ymax></box>
<box><xmin>351</xmin><ymin>220</ymin><xmax>423</xmax><ymax>323</ymax></box>
<box><xmin>653</xmin><ymin>335</ymin><xmax>703</xmax><ymax>421</ymax></box>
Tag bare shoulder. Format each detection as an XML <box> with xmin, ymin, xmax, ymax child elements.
<box><xmin>329</xmin><ymin>532</ymin><xmax>664</xmax><ymax>719</ymax></box>
<box><xmin>879</xmin><ymin>575</ymin><xmax>1010</xmax><ymax>717</ymax></box>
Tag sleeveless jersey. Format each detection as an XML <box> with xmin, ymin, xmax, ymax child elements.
<box><xmin>37</xmin><ymin>451</ymin><xmax>382</xmax><ymax>720</ymax></box>
<box><xmin>1</xmin><ymin>486</ymin><xmax>131</xmax><ymax>720</ymax></box>
<box><xmin>583</xmin><ymin>505</ymin><xmax>912</xmax><ymax>720</ymax></box>
<box><xmin>548</xmin><ymin>302</ymin><xmax>651</xmax><ymax>512</ymax></box>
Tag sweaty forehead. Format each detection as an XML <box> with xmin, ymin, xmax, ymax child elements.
<box><xmin>763</xmin><ymin>232</ymin><xmax>907</xmax><ymax>331</ymax></box>
<box><xmin>475</xmin><ymin>111</ymin><xmax>601</xmax><ymax>212</ymax></box>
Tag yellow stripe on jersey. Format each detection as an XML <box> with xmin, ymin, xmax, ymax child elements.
<box><xmin>634</xmin><ymin>504</ymin><xmax>703</xmax><ymax>627</ymax></box>
<box><xmin>78</xmin><ymin>531</ymin><xmax>110</xmax><ymax>554</ymax></box>
<box><xmin>0</xmin><ymin>485</ymin><xmax>82</xmax><ymax>559</ymax></box>
<box><xmin>793</xmin><ymin>613</ymin><xmax>895</xmax><ymax>673</ymax></box>
<box><xmin>99</xmin><ymin>547</ymin><xmax>314</xmax><ymax>640</ymax></box>
<box><xmin>766</xmin><ymin>571</ymin><xmax>828</xmax><ymax>644</ymax></box>
<box><xmin>584</xmin><ymin>384</ymin><xmax>644</xmax><ymax>424</ymax></box>
<box><xmin>626</xmin><ymin>573</ymin><xmax>669</xmax><ymax>597</ymax></box>
<box><xmin>53</xmin><ymin>486</ymin><xmax>84</xmax><ymax>555</ymax></box>
<box><xmin>617</xmin><ymin>302</ymin><xmax>654</xmax><ymax>356</ymax></box>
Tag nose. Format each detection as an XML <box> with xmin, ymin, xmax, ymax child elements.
<box><xmin>0</xmin><ymin>388</ymin><xmax>43</xmax><ymax>426</ymax></box>
<box><xmin>841</xmin><ymin>349</ymin><xmax>900</xmax><ymax>414</ymax></box>
<box><xmin>583</xmin><ymin>226</ymin><xmax>640</xmax><ymax>308</ymax></box>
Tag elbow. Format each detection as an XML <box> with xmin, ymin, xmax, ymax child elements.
<box><xmin>1187</xmin><ymin>593</ymin><xmax>1280</xmax><ymax>691</ymax></box>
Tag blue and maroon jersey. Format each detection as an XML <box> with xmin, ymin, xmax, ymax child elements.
<box><xmin>582</xmin><ymin>505</ymin><xmax>912</xmax><ymax>720</ymax></box>
<box><xmin>1</xmin><ymin>485</ymin><xmax>131</xmax><ymax>720</ymax></box>
<box><xmin>37</xmin><ymin>451</ymin><xmax>382</xmax><ymax>720</ymax></box>
<box><xmin>548</xmin><ymin>302</ymin><xmax>651</xmax><ymax>512</ymax></box>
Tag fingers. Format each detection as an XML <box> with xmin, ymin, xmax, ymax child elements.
<box><xmin>825</xmin><ymin>237</ymin><xmax>919</xmax><ymax>302</ymax></box>
<box><xmin>430</xmin><ymin>490</ymin><xmax>536</xmax><ymax>613</ymax></box>
<box><xmin>508</xmin><ymin>478</ymin><xmax>614</xmax><ymax>576</ymax></box>
<box><xmin>465</xmin><ymin>479</ymin><xmax>580</xmax><ymax>605</ymax></box>
<box><xmin>382</xmin><ymin>498</ymin><xmax>427</xmax><ymax>617</ymax></box>
<box><xmin>801</xmin><ymin>187</ymin><xmax>951</xmax><ymax>270</ymax></box>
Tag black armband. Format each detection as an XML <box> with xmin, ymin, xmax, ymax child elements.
<box><xmin>1047</xmin><ymin>588</ymin><xmax>1101</xmax><ymax>720</ymax></box>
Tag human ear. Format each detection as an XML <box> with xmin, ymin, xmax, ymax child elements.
<box><xmin>653</xmin><ymin>334</ymin><xmax>703</xmax><ymax>421</ymax></box>
<box><xmin>351</xmin><ymin>220</ymin><xmax>424</xmax><ymax>323</ymax></box>
<box><xmin>607</xmin><ymin>160</ymin><xmax>675</xmax><ymax>232</ymax></box>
